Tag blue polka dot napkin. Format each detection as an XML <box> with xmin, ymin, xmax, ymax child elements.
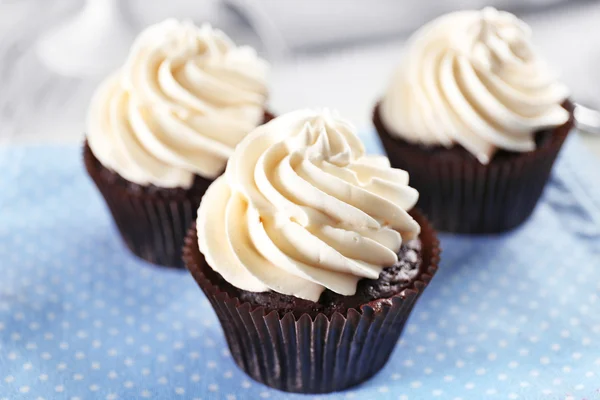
<box><xmin>1</xmin><ymin>132</ymin><xmax>599</xmax><ymax>400</ymax></box>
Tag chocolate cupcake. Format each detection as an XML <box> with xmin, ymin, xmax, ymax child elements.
<box><xmin>184</xmin><ymin>109</ymin><xmax>440</xmax><ymax>393</ymax></box>
<box><xmin>84</xmin><ymin>19</ymin><xmax>271</xmax><ymax>267</ymax></box>
<box><xmin>374</xmin><ymin>8</ymin><xmax>574</xmax><ymax>233</ymax></box>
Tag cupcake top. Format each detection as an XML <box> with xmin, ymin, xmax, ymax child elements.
<box><xmin>380</xmin><ymin>7</ymin><xmax>570</xmax><ymax>164</ymax></box>
<box><xmin>197</xmin><ymin>109</ymin><xmax>421</xmax><ymax>302</ymax></box>
<box><xmin>87</xmin><ymin>19</ymin><xmax>269</xmax><ymax>188</ymax></box>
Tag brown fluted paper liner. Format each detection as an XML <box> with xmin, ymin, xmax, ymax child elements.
<box><xmin>184</xmin><ymin>210</ymin><xmax>440</xmax><ymax>393</ymax></box>
<box><xmin>373</xmin><ymin>102</ymin><xmax>575</xmax><ymax>234</ymax></box>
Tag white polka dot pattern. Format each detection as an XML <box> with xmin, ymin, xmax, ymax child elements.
<box><xmin>0</xmin><ymin>133</ymin><xmax>599</xmax><ymax>399</ymax></box>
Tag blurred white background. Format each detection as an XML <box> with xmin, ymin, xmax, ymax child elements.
<box><xmin>1</xmin><ymin>0</ymin><xmax>600</xmax><ymax>155</ymax></box>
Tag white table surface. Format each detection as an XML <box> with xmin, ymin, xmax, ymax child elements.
<box><xmin>2</xmin><ymin>0</ymin><xmax>600</xmax><ymax>157</ymax></box>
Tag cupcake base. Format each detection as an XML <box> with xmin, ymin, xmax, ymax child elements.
<box><xmin>84</xmin><ymin>142</ymin><xmax>210</xmax><ymax>268</ymax></box>
<box><xmin>183</xmin><ymin>210</ymin><xmax>439</xmax><ymax>393</ymax></box>
<box><xmin>373</xmin><ymin>102</ymin><xmax>575</xmax><ymax>234</ymax></box>
<box><xmin>84</xmin><ymin>111</ymin><xmax>275</xmax><ymax>268</ymax></box>
<box><xmin>217</xmin><ymin>238</ymin><xmax>425</xmax><ymax>319</ymax></box>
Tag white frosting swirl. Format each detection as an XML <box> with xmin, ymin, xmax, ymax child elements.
<box><xmin>381</xmin><ymin>8</ymin><xmax>570</xmax><ymax>164</ymax></box>
<box><xmin>197</xmin><ymin>109</ymin><xmax>421</xmax><ymax>302</ymax></box>
<box><xmin>87</xmin><ymin>19</ymin><xmax>269</xmax><ymax>188</ymax></box>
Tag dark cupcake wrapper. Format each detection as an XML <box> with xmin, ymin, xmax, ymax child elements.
<box><xmin>373</xmin><ymin>102</ymin><xmax>575</xmax><ymax>234</ymax></box>
<box><xmin>183</xmin><ymin>210</ymin><xmax>440</xmax><ymax>393</ymax></box>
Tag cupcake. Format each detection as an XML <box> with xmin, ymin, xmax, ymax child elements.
<box><xmin>84</xmin><ymin>19</ymin><xmax>271</xmax><ymax>267</ymax></box>
<box><xmin>184</xmin><ymin>109</ymin><xmax>440</xmax><ymax>393</ymax></box>
<box><xmin>373</xmin><ymin>8</ymin><xmax>574</xmax><ymax>233</ymax></box>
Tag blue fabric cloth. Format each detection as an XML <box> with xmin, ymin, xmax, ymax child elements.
<box><xmin>1</xmin><ymin>132</ymin><xmax>599</xmax><ymax>400</ymax></box>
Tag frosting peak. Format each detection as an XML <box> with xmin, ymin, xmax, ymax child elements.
<box><xmin>87</xmin><ymin>19</ymin><xmax>269</xmax><ymax>188</ymax></box>
<box><xmin>197</xmin><ymin>109</ymin><xmax>421</xmax><ymax>301</ymax></box>
<box><xmin>381</xmin><ymin>8</ymin><xmax>570</xmax><ymax>164</ymax></box>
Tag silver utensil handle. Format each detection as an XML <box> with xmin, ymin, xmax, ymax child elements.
<box><xmin>575</xmin><ymin>103</ymin><xmax>600</xmax><ymax>136</ymax></box>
